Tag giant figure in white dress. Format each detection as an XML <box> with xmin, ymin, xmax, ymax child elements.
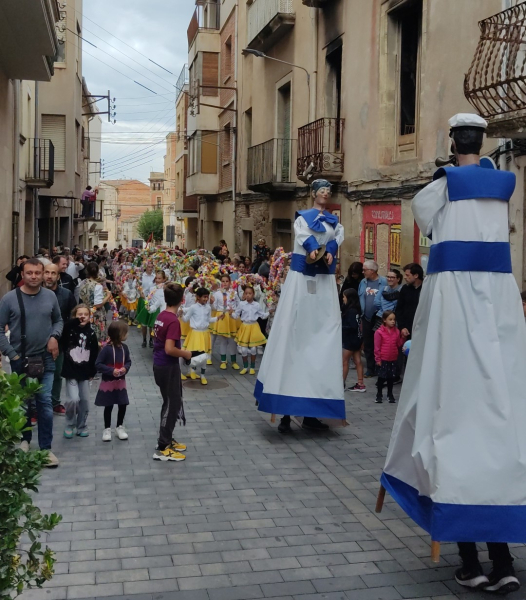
<box><xmin>255</xmin><ymin>179</ymin><xmax>345</xmax><ymax>432</ymax></box>
<box><xmin>381</xmin><ymin>114</ymin><xmax>526</xmax><ymax>593</ymax></box>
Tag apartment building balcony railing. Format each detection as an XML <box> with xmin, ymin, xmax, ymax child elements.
<box><xmin>25</xmin><ymin>139</ymin><xmax>55</xmax><ymax>189</ymax></box>
<box><xmin>187</xmin><ymin>2</ymin><xmax>220</xmax><ymax>50</ymax></box>
<box><xmin>247</xmin><ymin>0</ymin><xmax>295</xmax><ymax>53</ymax></box>
<box><xmin>176</xmin><ymin>64</ymin><xmax>189</xmax><ymax>101</ymax></box>
<box><xmin>74</xmin><ymin>199</ymin><xmax>104</xmax><ymax>223</ymax></box>
<box><xmin>1</xmin><ymin>0</ymin><xmax>60</xmax><ymax>81</ymax></box>
<box><xmin>247</xmin><ymin>138</ymin><xmax>296</xmax><ymax>193</ymax></box>
<box><xmin>465</xmin><ymin>3</ymin><xmax>526</xmax><ymax>137</ymax></box>
<box><xmin>297</xmin><ymin>118</ymin><xmax>345</xmax><ymax>182</ymax></box>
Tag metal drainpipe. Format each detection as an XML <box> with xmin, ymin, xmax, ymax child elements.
<box><xmin>12</xmin><ymin>79</ymin><xmax>21</xmax><ymax>264</ymax></box>
<box><xmin>310</xmin><ymin>7</ymin><xmax>318</xmax><ymax>123</ymax></box>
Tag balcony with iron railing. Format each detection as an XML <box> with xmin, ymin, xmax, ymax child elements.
<box><xmin>74</xmin><ymin>198</ymin><xmax>104</xmax><ymax>223</ymax></box>
<box><xmin>187</xmin><ymin>1</ymin><xmax>220</xmax><ymax>50</ymax></box>
<box><xmin>176</xmin><ymin>64</ymin><xmax>189</xmax><ymax>101</ymax></box>
<box><xmin>25</xmin><ymin>138</ymin><xmax>54</xmax><ymax>188</ymax></box>
<box><xmin>247</xmin><ymin>0</ymin><xmax>295</xmax><ymax>53</ymax></box>
<box><xmin>247</xmin><ymin>138</ymin><xmax>296</xmax><ymax>193</ymax></box>
<box><xmin>297</xmin><ymin>118</ymin><xmax>345</xmax><ymax>182</ymax></box>
<box><xmin>465</xmin><ymin>3</ymin><xmax>526</xmax><ymax>137</ymax></box>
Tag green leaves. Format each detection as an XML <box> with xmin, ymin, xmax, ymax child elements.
<box><xmin>0</xmin><ymin>372</ymin><xmax>61</xmax><ymax>598</ymax></box>
<box><xmin>137</xmin><ymin>209</ymin><xmax>164</xmax><ymax>243</ymax></box>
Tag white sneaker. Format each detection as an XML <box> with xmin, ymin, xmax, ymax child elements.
<box><xmin>102</xmin><ymin>428</ymin><xmax>112</xmax><ymax>442</ymax></box>
<box><xmin>115</xmin><ymin>425</ymin><xmax>128</xmax><ymax>440</ymax></box>
<box><xmin>20</xmin><ymin>440</ymin><xmax>30</xmax><ymax>452</ymax></box>
<box><xmin>44</xmin><ymin>451</ymin><xmax>59</xmax><ymax>468</ymax></box>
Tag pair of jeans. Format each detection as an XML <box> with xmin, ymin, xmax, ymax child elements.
<box><xmin>80</xmin><ymin>199</ymin><xmax>89</xmax><ymax>217</ymax></box>
<box><xmin>11</xmin><ymin>352</ymin><xmax>56</xmax><ymax>450</ymax></box>
<box><xmin>458</xmin><ymin>542</ymin><xmax>513</xmax><ymax>570</ymax></box>
<box><xmin>361</xmin><ymin>317</ymin><xmax>376</xmax><ymax>374</ymax></box>
<box><xmin>64</xmin><ymin>379</ymin><xmax>90</xmax><ymax>432</ymax></box>
<box><xmin>51</xmin><ymin>351</ymin><xmax>64</xmax><ymax>407</ymax></box>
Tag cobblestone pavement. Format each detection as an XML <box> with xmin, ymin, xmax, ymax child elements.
<box><xmin>21</xmin><ymin>328</ymin><xmax>524</xmax><ymax>600</ymax></box>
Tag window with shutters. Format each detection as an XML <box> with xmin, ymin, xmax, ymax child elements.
<box><xmin>201</xmin><ymin>52</ymin><xmax>219</xmax><ymax>97</ymax></box>
<box><xmin>76</xmin><ymin>120</ymin><xmax>81</xmax><ymax>174</ymax></box>
<box><xmin>42</xmin><ymin>115</ymin><xmax>66</xmax><ymax>171</ymax></box>
<box><xmin>277</xmin><ymin>82</ymin><xmax>292</xmax><ymax>182</ymax></box>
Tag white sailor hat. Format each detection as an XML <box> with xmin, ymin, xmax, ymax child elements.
<box><xmin>448</xmin><ymin>113</ymin><xmax>488</xmax><ymax>130</ymax></box>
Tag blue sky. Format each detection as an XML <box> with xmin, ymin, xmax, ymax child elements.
<box><xmin>82</xmin><ymin>0</ymin><xmax>196</xmax><ymax>183</ymax></box>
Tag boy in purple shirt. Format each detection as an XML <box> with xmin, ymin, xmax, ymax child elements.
<box><xmin>152</xmin><ymin>283</ymin><xmax>192</xmax><ymax>462</ymax></box>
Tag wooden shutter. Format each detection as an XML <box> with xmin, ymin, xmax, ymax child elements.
<box><xmin>201</xmin><ymin>132</ymin><xmax>218</xmax><ymax>174</ymax></box>
<box><xmin>202</xmin><ymin>52</ymin><xmax>218</xmax><ymax>97</ymax></box>
<box><xmin>42</xmin><ymin>114</ymin><xmax>66</xmax><ymax>171</ymax></box>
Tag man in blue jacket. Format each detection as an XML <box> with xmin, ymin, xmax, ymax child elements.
<box><xmin>358</xmin><ymin>260</ymin><xmax>386</xmax><ymax>377</ymax></box>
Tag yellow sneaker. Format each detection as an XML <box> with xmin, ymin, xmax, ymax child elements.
<box><xmin>137</xmin><ymin>324</ymin><xmax>142</xmax><ymax>330</ymax></box>
<box><xmin>169</xmin><ymin>440</ymin><xmax>187</xmax><ymax>452</ymax></box>
<box><xmin>206</xmin><ymin>359</ymin><xmax>213</xmax><ymax>365</ymax></box>
<box><xmin>220</xmin><ymin>362</ymin><xmax>227</xmax><ymax>370</ymax></box>
<box><xmin>201</xmin><ymin>376</ymin><xmax>208</xmax><ymax>385</ymax></box>
<box><xmin>190</xmin><ymin>371</ymin><xmax>199</xmax><ymax>380</ymax></box>
<box><xmin>231</xmin><ymin>363</ymin><xmax>240</xmax><ymax>370</ymax></box>
<box><xmin>181</xmin><ymin>374</ymin><xmax>187</xmax><ymax>381</ymax></box>
<box><xmin>128</xmin><ymin>320</ymin><xmax>132</xmax><ymax>326</ymax></box>
<box><xmin>153</xmin><ymin>448</ymin><xmax>185</xmax><ymax>462</ymax></box>
<box><xmin>249</xmin><ymin>368</ymin><xmax>256</xmax><ymax>375</ymax></box>
<box><xmin>240</xmin><ymin>368</ymin><xmax>248</xmax><ymax>375</ymax></box>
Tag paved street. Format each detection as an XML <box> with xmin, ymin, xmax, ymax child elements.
<box><xmin>21</xmin><ymin>328</ymin><xmax>525</xmax><ymax>600</ymax></box>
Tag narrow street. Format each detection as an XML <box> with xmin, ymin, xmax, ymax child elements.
<box><xmin>21</xmin><ymin>327</ymin><xmax>524</xmax><ymax>600</ymax></box>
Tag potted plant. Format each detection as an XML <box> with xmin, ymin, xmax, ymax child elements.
<box><xmin>0</xmin><ymin>372</ymin><xmax>61</xmax><ymax>599</ymax></box>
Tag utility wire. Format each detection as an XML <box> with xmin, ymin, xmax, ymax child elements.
<box><xmin>75</xmin><ymin>7</ymin><xmax>175</xmax><ymax>75</ymax></box>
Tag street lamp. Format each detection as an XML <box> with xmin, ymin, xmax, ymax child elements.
<box><xmin>242</xmin><ymin>48</ymin><xmax>310</xmax><ymax>87</ymax></box>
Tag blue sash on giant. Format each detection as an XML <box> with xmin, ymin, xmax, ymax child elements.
<box><xmin>427</xmin><ymin>241</ymin><xmax>512</xmax><ymax>274</ymax></box>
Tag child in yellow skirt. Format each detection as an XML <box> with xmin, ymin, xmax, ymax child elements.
<box><xmin>234</xmin><ymin>286</ymin><xmax>269</xmax><ymax>375</ymax></box>
<box><xmin>180</xmin><ymin>277</ymin><xmax>196</xmax><ymax>380</ymax></box>
<box><xmin>121</xmin><ymin>274</ymin><xmax>139</xmax><ymax>325</ymax></box>
<box><xmin>181</xmin><ymin>287</ymin><xmax>222</xmax><ymax>385</ymax></box>
<box><xmin>214</xmin><ymin>274</ymin><xmax>240</xmax><ymax>370</ymax></box>
<box><xmin>208</xmin><ymin>279</ymin><xmax>221</xmax><ymax>365</ymax></box>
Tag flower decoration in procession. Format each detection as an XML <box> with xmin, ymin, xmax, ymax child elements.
<box><xmin>265</xmin><ymin>247</ymin><xmax>291</xmax><ymax>308</ymax></box>
<box><xmin>233</xmin><ymin>273</ymin><xmax>266</xmax><ymax>292</ymax></box>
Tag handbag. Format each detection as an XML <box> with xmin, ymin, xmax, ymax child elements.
<box><xmin>15</xmin><ymin>288</ymin><xmax>45</xmax><ymax>378</ymax></box>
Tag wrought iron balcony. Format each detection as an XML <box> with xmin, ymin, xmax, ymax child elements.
<box><xmin>247</xmin><ymin>0</ymin><xmax>295</xmax><ymax>53</ymax></box>
<box><xmin>297</xmin><ymin>118</ymin><xmax>345</xmax><ymax>183</ymax></box>
<box><xmin>25</xmin><ymin>139</ymin><xmax>54</xmax><ymax>188</ymax></box>
<box><xmin>247</xmin><ymin>138</ymin><xmax>296</xmax><ymax>193</ymax></box>
<box><xmin>74</xmin><ymin>198</ymin><xmax>104</xmax><ymax>223</ymax></box>
<box><xmin>465</xmin><ymin>3</ymin><xmax>526</xmax><ymax>137</ymax></box>
<box><xmin>187</xmin><ymin>1</ymin><xmax>220</xmax><ymax>50</ymax></box>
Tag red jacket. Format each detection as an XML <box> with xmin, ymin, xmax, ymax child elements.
<box><xmin>374</xmin><ymin>325</ymin><xmax>405</xmax><ymax>363</ymax></box>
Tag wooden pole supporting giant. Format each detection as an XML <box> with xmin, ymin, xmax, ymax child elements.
<box><xmin>431</xmin><ymin>541</ymin><xmax>440</xmax><ymax>563</ymax></box>
<box><xmin>270</xmin><ymin>414</ymin><xmax>276</xmax><ymax>423</ymax></box>
<box><xmin>375</xmin><ymin>485</ymin><xmax>386</xmax><ymax>513</ymax></box>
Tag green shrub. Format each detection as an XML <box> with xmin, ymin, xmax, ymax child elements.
<box><xmin>0</xmin><ymin>372</ymin><xmax>62</xmax><ymax>599</ymax></box>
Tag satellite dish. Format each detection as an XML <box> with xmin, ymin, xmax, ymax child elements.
<box><xmin>89</xmin><ymin>223</ymin><xmax>97</xmax><ymax>233</ymax></box>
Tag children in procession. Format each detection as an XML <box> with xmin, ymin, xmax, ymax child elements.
<box><xmin>213</xmin><ymin>274</ymin><xmax>240</xmax><ymax>370</ymax></box>
<box><xmin>95</xmin><ymin>321</ymin><xmax>131</xmax><ymax>441</ymax></box>
<box><xmin>61</xmin><ymin>304</ymin><xmax>99</xmax><ymax>438</ymax></box>
<box><xmin>234</xmin><ymin>285</ymin><xmax>268</xmax><ymax>375</ymax></box>
<box><xmin>181</xmin><ymin>287</ymin><xmax>222</xmax><ymax>385</ymax></box>
<box><xmin>342</xmin><ymin>288</ymin><xmax>365</xmax><ymax>393</ymax></box>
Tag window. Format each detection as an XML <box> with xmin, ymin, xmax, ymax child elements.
<box><xmin>390</xmin><ymin>224</ymin><xmax>401</xmax><ymax>267</ymax></box>
<box><xmin>157</xmin><ymin>197</ymin><xmax>162</xmax><ymax>209</ymax></box>
<box><xmin>56</xmin><ymin>39</ymin><xmax>66</xmax><ymax>64</ymax></box>
<box><xmin>326</xmin><ymin>42</ymin><xmax>342</xmax><ymax>124</ymax></box>
<box><xmin>76</xmin><ymin>21</ymin><xmax>81</xmax><ymax>76</ymax></box>
<box><xmin>201</xmin><ymin>132</ymin><xmax>218</xmax><ymax>174</ymax></box>
<box><xmin>41</xmin><ymin>114</ymin><xmax>66</xmax><ymax>171</ymax></box>
<box><xmin>75</xmin><ymin>120</ymin><xmax>81</xmax><ymax>173</ymax></box>
<box><xmin>273</xmin><ymin>219</ymin><xmax>292</xmax><ymax>252</ymax></box>
<box><xmin>277</xmin><ymin>83</ymin><xmax>292</xmax><ymax>181</ymax></box>
<box><xmin>364</xmin><ymin>223</ymin><xmax>375</xmax><ymax>258</ymax></box>
<box><xmin>224</xmin><ymin>36</ymin><xmax>232</xmax><ymax>81</ymax></box>
<box><xmin>398</xmin><ymin>3</ymin><xmax>421</xmax><ymax>136</ymax></box>
<box><xmin>222</xmin><ymin>124</ymin><xmax>231</xmax><ymax>166</ymax></box>
<box><xmin>245</xmin><ymin>108</ymin><xmax>252</xmax><ymax>151</ymax></box>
